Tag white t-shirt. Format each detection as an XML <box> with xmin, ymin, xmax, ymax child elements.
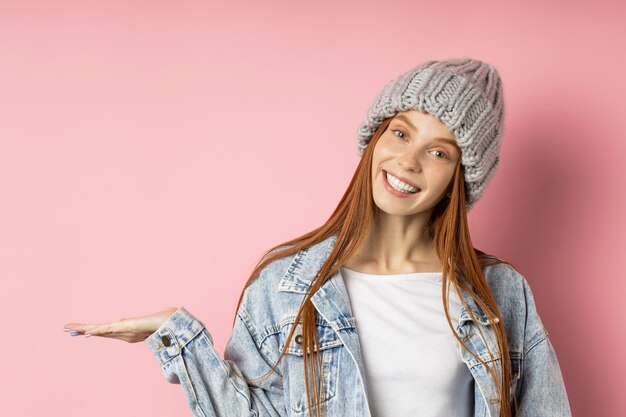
<box><xmin>340</xmin><ymin>266</ymin><xmax>474</xmax><ymax>417</ymax></box>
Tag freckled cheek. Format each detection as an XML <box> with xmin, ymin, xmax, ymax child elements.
<box><xmin>375</xmin><ymin>148</ymin><xmax>402</xmax><ymax>164</ymax></box>
<box><xmin>432</xmin><ymin>169</ymin><xmax>456</xmax><ymax>191</ymax></box>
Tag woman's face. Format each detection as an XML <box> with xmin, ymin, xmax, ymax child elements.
<box><xmin>371</xmin><ymin>110</ymin><xmax>461</xmax><ymax>216</ymax></box>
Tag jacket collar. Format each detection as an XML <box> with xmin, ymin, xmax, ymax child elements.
<box><xmin>277</xmin><ymin>233</ymin><xmax>492</xmax><ymax>327</ymax></box>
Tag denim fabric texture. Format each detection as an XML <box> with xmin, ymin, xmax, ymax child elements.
<box><xmin>145</xmin><ymin>233</ymin><xmax>572</xmax><ymax>417</ymax></box>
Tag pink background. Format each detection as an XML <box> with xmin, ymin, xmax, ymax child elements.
<box><xmin>1</xmin><ymin>1</ymin><xmax>624</xmax><ymax>416</ymax></box>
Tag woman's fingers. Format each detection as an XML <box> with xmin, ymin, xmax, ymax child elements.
<box><xmin>63</xmin><ymin>323</ymin><xmax>100</xmax><ymax>334</ymax></box>
<box><xmin>63</xmin><ymin>319</ymin><xmax>129</xmax><ymax>338</ymax></box>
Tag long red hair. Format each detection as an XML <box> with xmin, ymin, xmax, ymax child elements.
<box><xmin>232</xmin><ymin>116</ymin><xmax>518</xmax><ymax>417</ymax></box>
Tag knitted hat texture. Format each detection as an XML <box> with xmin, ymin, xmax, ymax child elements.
<box><xmin>356</xmin><ymin>57</ymin><xmax>505</xmax><ymax>210</ymax></box>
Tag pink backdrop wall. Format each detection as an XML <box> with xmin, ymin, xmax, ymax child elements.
<box><xmin>1</xmin><ymin>1</ymin><xmax>623</xmax><ymax>415</ymax></box>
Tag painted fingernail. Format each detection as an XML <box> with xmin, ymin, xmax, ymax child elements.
<box><xmin>63</xmin><ymin>328</ymin><xmax>70</xmax><ymax>332</ymax></box>
<box><xmin>70</xmin><ymin>331</ymin><xmax>79</xmax><ymax>336</ymax></box>
<box><xmin>85</xmin><ymin>333</ymin><xmax>92</xmax><ymax>338</ymax></box>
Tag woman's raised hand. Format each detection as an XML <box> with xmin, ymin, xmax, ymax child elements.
<box><xmin>62</xmin><ymin>307</ymin><xmax>180</xmax><ymax>343</ymax></box>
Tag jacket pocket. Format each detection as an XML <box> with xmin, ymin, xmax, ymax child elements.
<box><xmin>279</xmin><ymin>317</ymin><xmax>342</xmax><ymax>415</ymax></box>
<box><xmin>509</xmin><ymin>351</ymin><xmax>522</xmax><ymax>414</ymax></box>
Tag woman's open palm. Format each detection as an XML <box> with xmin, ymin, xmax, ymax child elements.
<box><xmin>63</xmin><ymin>307</ymin><xmax>179</xmax><ymax>343</ymax></box>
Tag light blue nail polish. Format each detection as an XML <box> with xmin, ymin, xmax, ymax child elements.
<box><xmin>63</xmin><ymin>328</ymin><xmax>70</xmax><ymax>332</ymax></box>
<box><xmin>85</xmin><ymin>333</ymin><xmax>92</xmax><ymax>338</ymax></box>
<box><xmin>70</xmin><ymin>331</ymin><xmax>79</xmax><ymax>336</ymax></box>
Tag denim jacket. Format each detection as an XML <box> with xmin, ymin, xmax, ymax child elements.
<box><xmin>145</xmin><ymin>234</ymin><xmax>572</xmax><ymax>417</ymax></box>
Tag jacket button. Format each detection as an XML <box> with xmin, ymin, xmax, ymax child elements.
<box><xmin>161</xmin><ymin>335</ymin><xmax>171</xmax><ymax>347</ymax></box>
<box><xmin>295</xmin><ymin>334</ymin><xmax>302</xmax><ymax>345</ymax></box>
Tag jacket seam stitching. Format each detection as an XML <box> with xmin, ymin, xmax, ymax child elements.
<box><xmin>524</xmin><ymin>333</ymin><xmax>547</xmax><ymax>357</ymax></box>
<box><xmin>238</xmin><ymin>309</ymin><xmax>283</xmax><ymax>378</ymax></box>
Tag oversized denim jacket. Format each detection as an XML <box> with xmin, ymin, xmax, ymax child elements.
<box><xmin>145</xmin><ymin>234</ymin><xmax>572</xmax><ymax>417</ymax></box>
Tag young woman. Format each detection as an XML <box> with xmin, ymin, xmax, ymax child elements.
<box><xmin>63</xmin><ymin>57</ymin><xmax>572</xmax><ymax>417</ymax></box>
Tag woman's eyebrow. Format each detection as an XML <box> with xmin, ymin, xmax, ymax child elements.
<box><xmin>434</xmin><ymin>137</ymin><xmax>459</xmax><ymax>148</ymax></box>
<box><xmin>394</xmin><ymin>114</ymin><xmax>458</xmax><ymax>146</ymax></box>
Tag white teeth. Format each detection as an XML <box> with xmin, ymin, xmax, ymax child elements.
<box><xmin>386</xmin><ymin>172</ymin><xmax>418</xmax><ymax>193</ymax></box>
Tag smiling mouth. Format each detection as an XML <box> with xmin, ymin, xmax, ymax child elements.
<box><xmin>383</xmin><ymin>170</ymin><xmax>421</xmax><ymax>194</ymax></box>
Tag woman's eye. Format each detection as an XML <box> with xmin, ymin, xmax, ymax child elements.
<box><xmin>432</xmin><ymin>150</ymin><xmax>449</xmax><ymax>159</ymax></box>
<box><xmin>392</xmin><ymin>129</ymin><xmax>407</xmax><ymax>139</ymax></box>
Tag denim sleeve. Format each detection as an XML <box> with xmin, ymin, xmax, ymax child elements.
<box><xmin>144</xmin><ymin>306</ymin><xmax>286</xmax><ymax>417</ymax></box>
<box><xmin>516</xmin><ymin>276</ymin><xmax>572</xmax><ymax>416</ymax></box>
<box><xmin>517</xmin><ymin>335</ymin><xmax>572</xmax><ymax>416</ymax></box>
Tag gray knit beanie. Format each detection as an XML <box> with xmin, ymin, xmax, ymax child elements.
<box><xmin>356</xmin><ymin>57</ymin><xmax>505</xmax><ymax>211</ymax></box>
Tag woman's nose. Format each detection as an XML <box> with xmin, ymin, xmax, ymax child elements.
<box><xmin>397</xmin><ymin>151</ymin><xmax>421</xmax><ymax>172</ymax></box>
